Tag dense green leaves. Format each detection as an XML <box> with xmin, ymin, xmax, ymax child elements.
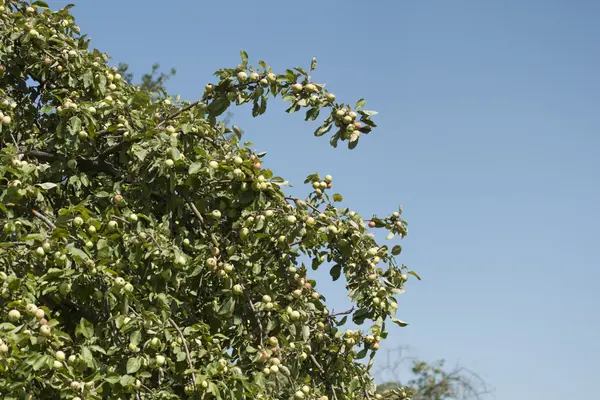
<box><xmin>0</xmin><ymin>1</ymin><xmax>414</xmax><ymax>399</ymax></box>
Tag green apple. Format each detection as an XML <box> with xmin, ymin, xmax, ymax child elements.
<box><xmin>237</xmin><ymin>71</ymin><xmax>248</xmax><ymax>81</ymax></box>
<box><xmin>107</xmin><ymin>220</ymin><xmax>118</xmax><ymax>230</ymax></box>
<box><xmin>267</xmin><ymin>73</ymin><xmax>277</xmax><ymax>82</ymax></box>
<box><xmin>8</xmin><ymin>310</ymin><xmax>21</xmax><ymax>322</ymax></box>
<box><xmin>211</xmin><ymin>210</ymin><xmax>221</xmax><ymax>218</ymax></box>
<box><xmin>40</xmin><ymin>325</ymin><xmax>51</xmax><ymax>337</ymax></box>
<box><xmin>35</xmin><ymin>247</ymin><xmax>45</xmax><ymax>257</ymax></box>
<box><xmin>326</xmin><ymin>93</ymin><xmax>336</xmax><ymax>102</ymax></box>
<box><xmin>164</xmin><ymin>159</ymin><xmax>174</xmax><ymax>168</ymax></box>
<box><xmin>129</xmin><ymin>213</ymin><xmax>138</xmax><ymax>222</ymax></box>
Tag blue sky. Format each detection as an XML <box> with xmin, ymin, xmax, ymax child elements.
<box><xmin>52</xmin><ymin>0</ymin><xmax>599</xmax><ymax>398</ymax></box>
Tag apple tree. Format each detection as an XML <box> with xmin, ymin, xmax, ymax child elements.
<box><xmin>0</xmin><ymin>1</ymin><xmax>417</xmax><ymax>399</ymax></box>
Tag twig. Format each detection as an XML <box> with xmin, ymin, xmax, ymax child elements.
<box><xmin>327</xmin><ymin>307</ymin><xmax>355</xmax><ymax>319</ymax></box>
<box><xmin>32</xmin><ymin>210</ymin><xmax>56</xmax><ymax>230</ymax></box>
<box><xmin>168</xmin><ymin>317</ymin><xmax>197</xmax><ymax>386</ymax></box>
<box><xmin>25</xmin><ymin>150</ymin><xmax>121</xmax><ymax>178</ymax></box>
<box><xmin>175</xmin><ymin>189</ymin><xmax>204</xmax><ymax>223</ymax></box>
<box><xmin>311</xmin><ymin>355</ymin><xmax>339</xmax><ymax>400</ymax></box>
<box><xmin>156</xmin><ymin>101</ymin><xmax>201</xmax><ymax>128</ymax></box>
<box><xmin>233</xmin><ymin>272</ymin><xmax>264</xmax><ymax>346</ymax></box>
<box><xmin>285</xmin><ymin>196</ymin><xmax>321</xmax><ymax>214</ymax></box>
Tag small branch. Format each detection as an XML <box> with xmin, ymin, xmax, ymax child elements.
<box><xmin>168</xmin><ymin>317</ymin><xmax>197</xmax><ymax>386</ymax></box>
<box><xmin>327</xmin><ymin>307</ymin><xmax>355</xmax><ymax>319</ymax></box>
<box><xmin>25</xmin><ymin>150</ymin><xmax>121</xmax><ymax>178</ymax></box>
<box><xmin>285</xmin><ymin>196</ymin><xmax>321</xmax><ymax>214</ymax></box>
<box><xmin>175</xmin><ymin>189</ymin><xmax>204</xmax><ymax>223</ymax></box>
<box><xmin>156</xmin><ymin>101</ymin><xmax>201</xmax><ymax>128</ymax></box>
<box><xmin>311</xmin><ymin>355</ymin><xmax>340</xmax><ymax>400</ymax></box>
<box><xmin>32</xmin><ymin>210</ymin><xmax>56</xmax><ymax>230</ymax></box>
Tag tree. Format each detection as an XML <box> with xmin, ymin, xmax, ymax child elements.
<box><xmin>373</xmin><ymin>348</ymin><xmax>493</xmax><ymax>400</ymax></box>
<box><xmin>116</xmin><ymin>62</ymin><xmax>177</xmax><ymax>97</ymax></box>
<box><xmin>0</xmin><ymin>1</ymin><xmax>417</xmax><ymax>399</ymax></box>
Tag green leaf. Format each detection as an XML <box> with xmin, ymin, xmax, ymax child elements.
<box><xmin>302</xmin><ymin>324</ymin><xmax>310</xmax><ymax>341</ymax></box>
<box><xmin>391</xmin><ymin>318</ymin><xmax>409</xmax><ymax>327</ymax></box>
<box><xmin>130</xmin><ymin>330</ymin><xmax>141</xmax><ymax>346</ymax></box>
<box><xmin>240</xmin><ymin>50</ymin><xmax>249</xmax><ymax>66</ymax></box>
<box><xmin>83</xmin><ymin>70</ymin><xmax>93</xmax><ymax>88</ymax></box>
<box><xmin>310</xmin><ymin>57</ymin><xmax>317</xmax><ymax>71</ymax></box>
<box><xmin>333</xmin><ymin>193</ymin><xmax>343</xmax><ymax>202</ymax></box>
<box><xmin>314</xmin><ymin>124</ymin><xmax>332</xmax><ymax>137</ymax></box>
<box><xmin>386</xmin><ymin>232</ymin><xmax>395</xmax><ymax>240</ymax></box>
<box><xmin>408</xmin><ymin>271</ymin><xmax>422</xmax><ymax>280</ymax></box>
<box><xmin>126</xmin><ymin>357</ymin><xmax>141</xmax><ymax>374</ymax></box>
<box><xmin>76</xmin><ymin>318</ymin><xmax>94</xmax><ymax>339</ymax></box>
<box><xmin>329</xmin><ymin>264</ymin><xmax>341</xmax><ymax>281</ymax></box>
<box><xmin>32</xmin><ymin>1</ymin><xmax>49</xmax><ymax>7</ymax></box>
<box><xmin>66</xmin><ymin>243</ymin><xmax>89</xmax><ymax>262</ymax></box>
<box><xmin>391</xmin><ymin>245</ymin><xmax>402</xmax><ymax>255</ymax></box>
<box><xmin>36</xmin><ymin>182</ymin><xmax>57</xmax><ymax>190</ymax></box>
<box><xmin>188</xmin><ymin>162</ymin><xmax>203</xmax><ymax>174</ymax></box>
<box><xmin>355</xmin><ymin>99</ymin><xmax>367</xmax><ymax>110</ymax></box>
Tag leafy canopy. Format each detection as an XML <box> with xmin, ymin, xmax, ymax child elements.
<box><xmin>0</xmin><ymin>1</ymin><xmax>417</xmax><ymax>399</ymax></box>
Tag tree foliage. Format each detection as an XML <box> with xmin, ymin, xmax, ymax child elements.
<box><xmin>374</xmin><ymin>350</ymin><xmax>493</xmax><ymax>400</ymax></box>
<box><xmin>0</xmin><ymin>1</ymin><xmax>416</xmax><ymax>399</ymax></box>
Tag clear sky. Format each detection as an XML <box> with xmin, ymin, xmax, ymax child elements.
<box><xmin>50</xmin><ymin>0</ymin><xmax>600</xmax><ymax>398</ymax></box>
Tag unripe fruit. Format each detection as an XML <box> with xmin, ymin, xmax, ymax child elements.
<box><xmin>290</xmin><ymin>310</ymin><xmax>300</xmax><ymax>320</ymax></box>
<box><xmin>114</xmin><ymin>277</ymin><xmax>126</xmax><ymax>288</ymax></box>
<box><xmin>26</xmin><ymin>304</ymin><xmax>38</xmax><ymax>314</ymax></box>
<box><xmin>335</xmin><ymin>109</ymin><xmax>346</xmax><ymax>118</ymax></box>
<box><xmin>129</xmin><ymin>213</ymin><xmax>138</xmax><ymax>222</ymax></box>
<box><xmin>166</xmin><ymin>125</ymin><xmax>176</xmax><ymax>134</ymax></box>
<box><xmin>268</xmin><ymin>336</ymin><xmax>278</xmax><ymax>346</ymax></box>
<box><xmin>288</xmin><ymin>266</ymin><xmax>297</xmax><ymax>273</ymax></box>
<box><xmin>292</xmin><ymin>289</ymin><xmax>302</xmax><ymax>298</ymax></box>
<box><xmin>237</xmin><ymin>71</ymin><xmax>248</xmax><ymax>81</ymax></box>
<box><xmin>262</xmin><ymin>295</ymin><xmax>272</xmax><ymax>303</ymax></box>
<box><xmin>164</xmin><ymin>159</ymin><xmax>174</xmax><ymax>167</ymax></box>
<box><xmin>250</xmin><ymin>72</ymin><xmax>260</xmax><ymax>81</ymax></box>
<box><xmin>306</xmin><ymin>216</ymin><xmax>316</xmax><ymax>226</ymax></box>
<box><xmin>88</xmin><ymin>225</ymin><xmax>96</xmax><ymax>234</ymax></box>
<box><xmin>286</xmin><ymin>215</ymin><xmax>297</xmax><ymax>224</ymax></box>
<box><xmin>267</xmin><ymin>73</ymin><xmax>277</xmax><ymax>82</ymax></box>
<box><xmin>211</xmin><ymin>210</ymin><xmax>221</xmax><ymax>218</ymax></box>
<box><xmin>327</xmin><ymin>225</ymin><xmax>338</xmax><ymax>234</ymax></box>
<box><xmin>35</xmin><ymin>309</ymin><xmax>45</xmax><ymax>320</ymax></box>
<box><xmin>55</xmin><ymin>351</ymin><xmax>66</xmax><ymax>361</ymax></box>
<box><xmin>233</xmin><ymin>156</ymin><xmax>243</xmax><ymax>165</ymax></box>
<box><xmin>0</xmin><ymin>344</ymin><xmax>8</xmax><ymax>354</ymax></box>
<box><xmin>8</xmin><ymin>310</ymin><xmax>21</xmax><ymax>322</ymax></box>
<box><xmin>68</xmin><ymin>355</ymin><xmax>77</xmax><ymax>364</ymax></box>
<box><xmin>40</xmin><ymin>325</ymin><xmax>51</xmax><ymax>337</ymax></box>
<box><xmin>53</xmin><ymin>360</ymin><xmax>63</xmax><ymax>369</ymax></box>
<box><xmin>263</xmin><ymin>367</ymin><xmax>271</xmax><ymax>375</ymax></box>
<box><xmin>295</xmin><ymin>391</ymin><xmax>305</xmax><ymax>399</ymax></box>
<box><xmin>368</xmin><ymin>221</ymin><xmax>376</xmax><ymax>228</ymax></box>
<box><xmin>35</xmin><ymin>247</ymin><xmax>45</xmax><ymax>257</ymax></box>
<box><xmin>149</xmin><ymin>337</ymin><xmax>161</xmax><ymax>348</ymax></box>
<box><xmin>305</xmin><ymin>83</ymin><xmax>317</xmax><ymax>92</ymax></box>
<box><xmin>124</xmin><ymin>283</ymin><xmax>134</xmax><ymax>293</ymax></box>
<box><xmin>367</xmin><ymin>247</ymin><xmax>379</xmax><ymax>256</ymax></box>
<box><xmin>300</xmin><ymin>352</ymin><xmax>308</xmax><ymax>360</ymax></box>
<box><xmin>302</xmin><ymin>385</ymin><xmax>311</xmax><ymax>394</ymax></box>
<box><xmin>270</xmin><ymin>364</ymin><xmax>279</xmax><ymax>373</ymax></box>
<box><xmin>292</xmin><ymin>83</ymin><xmax>303</xmax><ymax>92</ymax></box>
<box><xmin>233</xmin><ymin>284</ymin><xmax>243</xmax><ymax>294</ymax></box>
<box><xmin>260</xmin><ymin>78</ymin><xmax>269</xmax><ymax>86</ymax></box>
<box><xmin>155</xmin><ymin>354</ymin><xmax>166</xmax><ymax>367</ymax></box>
<box><xmin>107</xmin><ymin>220</ymin><xmax>118</xmax><ymax>230</ymax></box>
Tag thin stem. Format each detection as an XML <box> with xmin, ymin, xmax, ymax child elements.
<box><xmin>31</xmin><ymin>210</ymin><xmax>56</xmax><ymax>230</ymax></box>
<box><xmin>168</xmin><ymin>317</ymin><xmax>197</xmax><ymax>386</ymax></box>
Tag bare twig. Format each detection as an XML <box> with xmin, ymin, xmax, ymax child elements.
<box><xmin>156</xmin><ymin>101</ymin><xmax>202</xmax><ymax>128</ymax></box>
<box><xmin>32</xmin><ymin>209</ymin><xmax>56</xmax><ymax>230</ymax></box>
<box><xmin>285</xmin><ymin>196</ymin><xmax>321</xmax><ymax>214</ymax></box>
<box><xmin>168</xmin><ymin>317</ymin><xmax>197</xmax><ymax>386</ymax></box>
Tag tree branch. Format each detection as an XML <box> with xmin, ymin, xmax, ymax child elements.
<box><xmin>168</xmin><ymin>317</ymin><xmax>197</xmax><ymax>387</ymax></box>
<box><xmin>32</xmin><ymin>209</ymin><xmax>56</xmax><ymax>230</ymax></box>
<box><xmin>25</xmin><ymin>150</ymin><xmax>121</xmax><ymax>178</ymax></box>
<box><xmin>156</xmin><ymin>101</ymin><xmax>202</xmax><ymax>128</ymax></box>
